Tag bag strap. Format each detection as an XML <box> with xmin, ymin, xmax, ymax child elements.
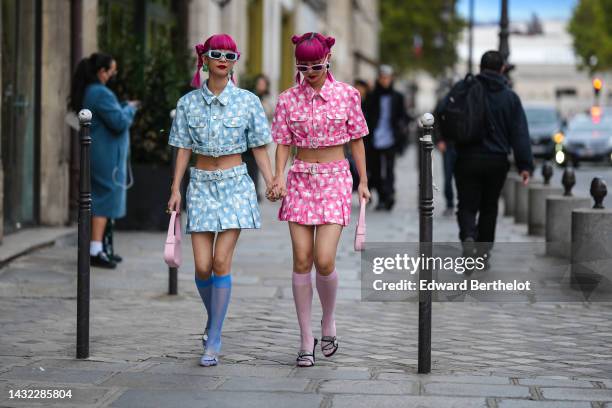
<box><xmin>166</xmin><ymin>211</ymin><xmax>181</xmax><ymax>243</ymax></box>
<box><xmin>357</xmin><ymin>198</ymin><xmax>366</xmax><ymax>233</ymax></box>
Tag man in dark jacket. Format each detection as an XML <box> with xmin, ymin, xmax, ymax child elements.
<box><xmin>445</xmin><ymin>51</ymin><xmax>533</xmax><ymax>253</ymax></box>
<box><xmin>364</xmin><ymin>65</ymin><xmax>410</xmax><ymax>211</ymax></box>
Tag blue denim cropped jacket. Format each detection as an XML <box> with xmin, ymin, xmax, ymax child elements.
<box><xmin>168</xmin><ymin>80</ymin><xmax>271</xmax><ymax>157</ymax></box>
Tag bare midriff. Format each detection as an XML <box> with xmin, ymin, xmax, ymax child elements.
<box><xmin>195</xmin><ymin>153</ymin><xmax>243</xmax><ymax>170</ymax></box>
<box><xmin>295</xmin><ymin>145</ymin><xmax>345</xmax><ymax>163</ymax></box>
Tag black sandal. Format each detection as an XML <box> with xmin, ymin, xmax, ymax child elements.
<box><xmin>320</xmin><ymin>320</ymin><xmax>339</xmax><ymax>357</ymax></box>
<box><xmin>321</xmin><ymin>336</ymin><xmax>338</xmax><ymax>357</ymax></box>
<box><xmin>296</xmin><ymin>338</ymin><xmax>318</xmax><ymax>367</ymax></box>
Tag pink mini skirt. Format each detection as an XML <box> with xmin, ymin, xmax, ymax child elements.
<box><xmin>278</xmin><ymin>158</ymin><xmax>353</xmax><ymax>226</ymax></box>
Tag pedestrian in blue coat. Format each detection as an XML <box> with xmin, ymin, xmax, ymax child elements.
<box><xmin>69</xmin><ymin>53</ymin><xmax>140</xmax><ymax>269</ymax></box>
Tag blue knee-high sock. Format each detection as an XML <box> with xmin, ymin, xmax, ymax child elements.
<box><xmin>206</xmin><ymin>274</ymin><xmax>232</xmax><ymax>354</ymax></box>
<box><xmin>195</xmin><ymin>276</ymin><xmax>213</xmax><ymax>331</ymax></box>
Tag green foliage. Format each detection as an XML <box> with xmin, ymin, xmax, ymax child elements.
<box><xmin>380</xmin><ymin>0</ymin><xmax>465</xmax><ymax>76</ymax></box>
<box><xmin>568</xmin><ymin>0</ymin><xmax>612</xmax><ymax>73</ymax></box>
<box><xmin>99</xmin><ymin>11</ymin><xmax>192</xmax><ymax>165</ymax></box>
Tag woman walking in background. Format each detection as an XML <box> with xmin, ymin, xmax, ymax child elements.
<box><xmin>167</xmin><ymin>34</ymin><xmax>275</xmax><ymax>367</ymax></box>
<box><xmin>69</xmin><ymin>52</ymin><xmax>139</xmax><ymax>269</ymax></box>
<box><xmin>269</xmin><ymin>32</ymin><xmax>370</xmax><ymax>367</ymax></box>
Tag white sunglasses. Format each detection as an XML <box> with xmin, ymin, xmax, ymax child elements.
<box><xmin>205</xmin><ymin>50</ymin><xmax>239</xmax><ymax>61</ymax></box>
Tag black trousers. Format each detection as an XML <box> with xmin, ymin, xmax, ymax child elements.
<box><xmin>454</xmin><ymin>154</ymin><xmax>509</xmax><ymax>244</ymax></box>
<box><xmin>367</xmin><ymin>147</ymin><xmax>396</xmax><ymax>204</ymax></box>
<box><xmin>442</xmin><ymin>145</ymin><xmax>457</xmax><ymax>209</ymax></box>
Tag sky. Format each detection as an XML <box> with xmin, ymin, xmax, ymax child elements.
<box><xmin>456</xmin><ymin>0</ymin><xmax>578</xmax><ymax>23</ymax></box>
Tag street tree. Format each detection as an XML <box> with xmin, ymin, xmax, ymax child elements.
<box><xmin>380</xmin><ymin>0</ymin><xmax>465</xmax><ymax>77</ymax></box>
<box><xmin>568</xmin><ymin>0</ymin><xmax>612</xmax><ymax>73</ymax></box>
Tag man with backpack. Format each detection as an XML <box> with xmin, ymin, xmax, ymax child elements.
<box><xmin>436</xmin><ymin>51</ymin><xmax>533</xmax><ymax>255</ymax></box>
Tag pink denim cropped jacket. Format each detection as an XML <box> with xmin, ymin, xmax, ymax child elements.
<box><xmin>271</xmin><ymin>78</ymin><xmax>369</xmax><ymax>148</ymax></box>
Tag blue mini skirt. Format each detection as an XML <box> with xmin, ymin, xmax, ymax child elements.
<box><xmin>186</xmin><ymin>163</ymin><xmax>261</xmax><ymax>233</ymax></box>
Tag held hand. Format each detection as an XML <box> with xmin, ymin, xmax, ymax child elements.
<box><xmin>128</xmin><ymin>100</ymin><xmax>141</xmax><ymax>110</ymax></box>
<box><xmin>265</xmin><ymin>179</ymin><xmax>280</xmax><ymax>202</ymax></box>
<box><xmin>520</xmin><ymin>170</ymin><xmax>530</xmax><ymax>186</ymax></box>
<box><xmin>358</xmin><ymin>182</ymin><xmax>371</xmax><ymax>203</ymax></box>
<box><xmin>266</xmin><ymin>175</ymin><xmax>286</xmax><ymax>201</ymax></box>
<box><xmin>265</xmin><ymin>185</ymin><xmax>277</xmax><ymax>202</ymax></box>
<box><xmin>168</xmin><ymin>190</ymin><xmax>181</xmax><ymax>213</ymax></box>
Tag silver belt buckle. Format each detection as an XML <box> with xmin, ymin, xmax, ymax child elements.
<box><xmin>213</xmin><ymin>169</ymin><xmax>223</xmax><ymax>180</ymax></box>
<box><xmin>309</xmin><ymin>164</ymin><xmax>317</xmax><ymax>174</ymax></box>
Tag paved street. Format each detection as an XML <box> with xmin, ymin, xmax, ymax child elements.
<box><xmin>1</xmin><ymin>146</ymin><xmax>612</xmax><ymax>407</ymax></box>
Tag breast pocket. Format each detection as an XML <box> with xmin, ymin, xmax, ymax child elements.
<box><xmin>222</xmin><ymin>115</ymin><xmax>246</xmax><ymax>145</ymax></box>
<box><xmin>325</xmin><ymin>109</ymin><xmax>348</xmax><ymax>139</ymax></box>
<box><xmin>187</xmin><ymin>114</ymin><xmax>208</xmax><ymax>144</ymax></box>
<box><xmin>288</xmin><ymin>112</ymin><xmax>309</xmax><ymax>140</ymax></box>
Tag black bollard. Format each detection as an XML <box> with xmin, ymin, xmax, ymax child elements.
<box><xmin>168</xmin><ymin>109</ymin><xmax>178</xmax><ymax>296</ymax></box>
<box><xmin>169</xmin><ymin>267</ymin><xmax>178</xmax><ymax>295</ymax></box>
<box><xmin>542</xmin><ymin>161</ymin><xmax>553</xmax><ymax>185</ymax></box>
<box><xmin>590</xmin><ymin>178</ymin><xmax>607</xmax><ymax>209</ymax></box>
<box><xmin>77</xmin><ymin>109</ymin><xmax>92</xmax><ymax>359</ymax></box>
<box><xmin>562</xmin><ymin>167</ymin><xmax>576</xmax><ymax>197</ymax></box>
<box><xmin>418</xmin><ymin>113</ymin><xmax>434</xmax><ymax>374</ymax></box>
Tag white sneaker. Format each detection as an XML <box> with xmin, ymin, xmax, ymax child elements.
<box><xmin>199</xmin><ymin>351</ymin><xmax>218</xmax><ymax>367</ymax></box>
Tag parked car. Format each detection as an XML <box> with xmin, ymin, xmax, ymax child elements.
<box><xmin>524</xmin><ymin>105</ymin><xmax>565</xmax><ymax>159</ymax></box>
<box><xmin>559</xmin><ymin>109</ymin><xmax>612</xmax><ymax>166</ymax></box>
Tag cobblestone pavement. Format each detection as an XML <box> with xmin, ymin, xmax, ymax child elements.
<box><xmin>1</xmin><ymin>147</ymin><xmax>612</xmax><ymax>407</ymax></box>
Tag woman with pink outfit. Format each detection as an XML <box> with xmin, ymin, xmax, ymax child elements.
<box><xmin>268</xmin><ymin>32</ymin><xmax>370</xmax><ymax>367</ymax></box>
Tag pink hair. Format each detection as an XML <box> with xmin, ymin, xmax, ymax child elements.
<box><xmin>191</xmin><ymin>33</ymin><xmax>240</xmax><ymax>88</ymax></box>
<box><xmin>292</xmin><ymin>32</ymin><xmax>335</xmax><ymax>84</ymax></box>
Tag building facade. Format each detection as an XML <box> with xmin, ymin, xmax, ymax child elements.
<box><xmin>456</xmin><ymin>20</ymin><xmax>609</xmax><ymax>118</ymax></box>
<box><xmin>0</xmin><ymin>0</ymin><xmax>379</xmax><ymax>243</ymax></box>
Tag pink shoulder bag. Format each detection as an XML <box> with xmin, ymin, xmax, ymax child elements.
<box><xmin>164</xmin><ymin>211</ymin><xmax>182</xmax><ymax>267</ymax></box>
<box><xmin>354</xmin><ymin>198</ymin><xmax>366</xmax><ymax>251</ymax></box>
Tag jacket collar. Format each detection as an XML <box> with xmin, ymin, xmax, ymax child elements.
<box><xmin>300</xmin><ymin>76</ymin><xmax>333</xmax><ymax>101</ymax></box>
<box><xmin>201</xmin><ymin>79</ymin><xmax>234</xmax><ymax>106</ymax></box>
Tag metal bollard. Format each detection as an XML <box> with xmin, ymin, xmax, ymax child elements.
<box><xmin>590</xmin><ymin>178</ymin><xmax>607</xmax><ymax>209</ymax></box>
<box><xmin>545</xmin><ymin>167</ymin><xmax>589</xmax><ymax>258</ymax></box>
<box><xmin>168</xmin><ymin>108</ymin><xmax>178</xmax><ymax>296</ymax></box>
<box><xmin>528</xmin><ymin>162</ymin><xmax>562</xmax><ymax>236</ymax></box>
<box><xmin>418</xmin><ymin>113</ymin><xmax>435</xmax><ymax>374</ymax></box>
<box><xmin>570</xmin><ymin>178</ymin><xmax>612</xmax><ymax>294</ymax></box>
<box><xmin>562</xmin><ymin>167</ymin><xmax>576</xmax><ymax>197</ymax></box>
<box><xmin>77</xmin><ymin>109</ymin><xmax>92</xmax><ymax>359</ymax></box>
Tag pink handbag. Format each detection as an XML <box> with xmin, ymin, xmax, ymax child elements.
<box><xmin>354</xmin><ymin>198</ymin><xmax>366</xmax><ymax>251</ymax></box>
<box><xmin>164</xmin><ymin>211</ymin><xmax>182</xmax><ymax>268</ymax></box>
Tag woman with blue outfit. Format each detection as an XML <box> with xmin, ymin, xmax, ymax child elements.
<box><xmin>69</xmin><ymin>52</ymin><xmax>139</xmax><ymax>269</ymax></box>
<box><xmin>167</xmin><ymin>34</ymin><xmax>274</xmax><ymax>367</ymax></box>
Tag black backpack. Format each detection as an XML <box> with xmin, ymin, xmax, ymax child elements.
<box><xmin>438</xmin><ymin>74</ymin><xmax>491</xmax><ymax>146</ymax></box>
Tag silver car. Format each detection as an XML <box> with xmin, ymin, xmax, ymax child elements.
<box><xmin>561</xmin><ymin>112</ymin><xmax>612</xmax><ymax>166</ymax></box>
<box><xmin>525</xmin><ymin>105</ymin><xmax>563</xmax><ymax>159</ymax></box>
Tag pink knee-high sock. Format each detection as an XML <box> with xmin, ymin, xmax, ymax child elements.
<box><xmin>316</xmin><ymin>268</ymin><xmax>338</xmax><ymax>338</ymax></box>
<box><xmin>292</xmin><ymin>271</ymin><xmax>314</xmax><ymax>351</ymax></box>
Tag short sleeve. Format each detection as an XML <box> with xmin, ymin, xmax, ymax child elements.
<box><xmin>168</xmin><ymin>101</ymin><xmax>191</xmax><ymax>149</ymax></box>
<box><xmin>246</xmin><ymin>94</ymin><xmax>272</xmax><ymax>148</ymax></box>
<box><xmin>271</xmin><ymin>95</ymin><xmax>292</xmax><ymax>145</ymax></box>
<box><xmin>346</xmin><ymin>87</ymin><xmax>369</xmax><ymax>140</ymax></box>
